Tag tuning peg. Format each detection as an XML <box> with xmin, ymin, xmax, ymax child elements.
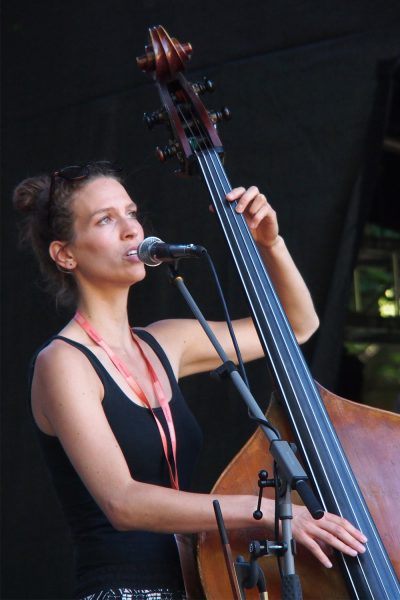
<box><xmin>192</xmin><ymin>77</ymin><xmax>215</xmax><ymax>95</ymax></box>
<box><xmin>143</xmin><ymin>110</ymin><xmax>168</xmax><ymax>130</ymax></box>
<box><xmin>208</xmin><ymin>107</ymin><xmax>232</xmax><ymax>124</ymax></box>
<box><xmin>136</xmin><ymin>45</ymin><xmax>155</xmax><ymax>72</ymax></box>
<box><xmin>155</xmin><ymin>143</ymin><xmax>179</xmax><ymax>162</ymax></box>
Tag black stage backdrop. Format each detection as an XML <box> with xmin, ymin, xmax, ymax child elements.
<box><xmin>2</xmin><ymin>2</ymin><xmax>400</xmax><ymax>598</ymax></box>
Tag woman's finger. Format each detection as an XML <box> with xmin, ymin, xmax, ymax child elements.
<box><xmin>225</xmin><ymin>186</ymin><xmax>247</xmax><ymax>202</ymax></box>
<box><xmin>299</xmin><ymin>536</ymin><xmax>335</xmax><ymax>568</ymax></box>
<box><xmin>313</xmin><ymin>516</ymin><xmax>367</xmax><ymax>554</ymax></box>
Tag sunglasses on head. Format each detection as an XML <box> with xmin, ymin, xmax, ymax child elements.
<box><xmin>47</xmin><ymin>160</ymin><xmax>123</xmax><ymax>224</ymax></box>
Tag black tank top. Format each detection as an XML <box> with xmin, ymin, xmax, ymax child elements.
<box><xmin>30</xmin><ymin>328</ymin><xmax>203</xmax><ymax>596</ymax></box>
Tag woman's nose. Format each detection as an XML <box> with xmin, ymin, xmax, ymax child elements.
<box><xmin>120</xmin><ymin>217</ymin><xmax>140</xmax><ymax>238</ymax></box>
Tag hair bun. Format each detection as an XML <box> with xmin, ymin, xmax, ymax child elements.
<box><xmin>13</xmin><ymin>175</ymin><xmax>49</xmax><ymax>215</ymax></box>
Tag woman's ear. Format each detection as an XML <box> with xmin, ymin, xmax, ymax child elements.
<box><xmin>49</xmin><ymin>241</ymin><xmax>76</xmax><ymax>273</ymax></box>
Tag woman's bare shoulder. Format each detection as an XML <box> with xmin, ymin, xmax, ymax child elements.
<box><xmin>35</xmin><ymin>336</ymin><xmax>88</xmax><ymax>370</ymax></box>
<box><xmin>32</xmin><ymin>338</ymin><xmax>103</xmax><ymax>434</ymax></box>
<box><xmin>33</xmin><ymin>337</ymin><xmax>102</xmax><ymax>400</ymax></box>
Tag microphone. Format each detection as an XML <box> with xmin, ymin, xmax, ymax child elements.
<box><xmin>137</xmin><ymin>236</ymin><xmax>207</xmax><ymax>266</ymax></box>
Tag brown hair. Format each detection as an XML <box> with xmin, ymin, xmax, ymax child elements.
<box><xmin>13</xmin><ymin>163</ymin><xmax>123</xmax><ymax>307</ymax></box>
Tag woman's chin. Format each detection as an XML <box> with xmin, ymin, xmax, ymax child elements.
<box><xmin>129</xmin><ymin>265</ymin><xmax>147</xmax><ymax>284</ymax></box>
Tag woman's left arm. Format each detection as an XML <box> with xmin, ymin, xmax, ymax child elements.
<box><xmin>149</xmin><ymin>186</ymin><xmax>319</xmax><ymax>377</ymax></box>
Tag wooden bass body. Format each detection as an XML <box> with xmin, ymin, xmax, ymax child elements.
<box><xmin>197</xmin><ymin>386</ymin><xmax>400</xmax><ymax>599</ymax></box>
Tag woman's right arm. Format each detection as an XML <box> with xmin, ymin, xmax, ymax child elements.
<box><xmin>31</xmin><ymin>340</ymin><xmax>260</xmax><ymax>534</ymax></box>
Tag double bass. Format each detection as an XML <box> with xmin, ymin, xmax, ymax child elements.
<box><xmin>137</xmin><ymin>26</ymin><xmax>400</xmax><ymax>599</ymax></box>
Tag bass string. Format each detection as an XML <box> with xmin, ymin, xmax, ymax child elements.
<box><xmin>201</xmin><ymin>145</ymin><xmax>399</xmax><ymax>595</ymax></box>
<box><xmin>175</xmin><ymin>98</ymin><xmax>394</xmax><ymax>596</ymax></box>
<box><xmin>202</xmin><ymin>143</ymin><xmax>399</xmax><ymax>594</ymax></box>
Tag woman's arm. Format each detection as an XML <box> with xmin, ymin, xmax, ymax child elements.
<box><xmin>149</xmin><ymin>186</ymin><xmax>318</xmax><ymax>378</ymax></box>
<box><xmin>32</xmin><ymin>341</ymin><xmax>366</xmax><ymax>569</ymax></box>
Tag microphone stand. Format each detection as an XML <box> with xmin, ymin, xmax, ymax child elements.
<box><xmin>167</xmin><ymin>262</ymin><xmax>324</xmax><ymax>600</ymax></box>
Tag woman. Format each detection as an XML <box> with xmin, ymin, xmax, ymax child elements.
<box><xmin>14</xmin><ymin>161</ymin><xmax>367</xmax><ymax>600</ymax></box>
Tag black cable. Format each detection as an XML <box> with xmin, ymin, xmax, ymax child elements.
<box><xmin>203</xmin><ymin>251</ymin><xmax>250</xmax><ymax>388</ymax></box>
<box><xmin>200</xmin><ymin>252</ymin><xmax>282</xmax><ymax>439</ymax></box>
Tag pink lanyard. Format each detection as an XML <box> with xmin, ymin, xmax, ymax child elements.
<box><xmin>74</xmin><ymin>310</ymin><xmax>179</xmax><ymax>490</ymax></box>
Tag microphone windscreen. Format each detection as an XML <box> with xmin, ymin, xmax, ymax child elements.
<box><xmin>137</xmin><ymin>236</ymin><xmax>163</xmax><ymax>266</ymax></box>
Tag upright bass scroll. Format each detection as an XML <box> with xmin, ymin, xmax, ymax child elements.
<box><xmin>137</xmin><ymin>25</ymin><xmax>400</xmax><ymax>600</ymax></box>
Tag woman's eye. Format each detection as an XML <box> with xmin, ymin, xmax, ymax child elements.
<box><xmin>98</xmin><ymin>215</ymin><xmax>111</xmax><ymax>225</ymax></box>
<box><xmin>128</xmin><ymin>210</ymin><xmax>138</xmax><ymax>219</ymax></box>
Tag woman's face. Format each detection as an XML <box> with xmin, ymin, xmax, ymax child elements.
<box><xmin>67</xmin><ymin>176</ymin><xmax>146</xmax><ymax>289</ymax></box>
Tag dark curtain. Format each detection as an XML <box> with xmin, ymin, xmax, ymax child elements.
<box><xmin>2</xmin><ymin>1</ymin><xmax>400</xmax><ymax>597</ymax></box>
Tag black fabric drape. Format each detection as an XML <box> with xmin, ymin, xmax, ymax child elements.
<box><xmin>2</xmin><ymin>2</ymin><xmax>400</xmax><ymax>597</ymax></box>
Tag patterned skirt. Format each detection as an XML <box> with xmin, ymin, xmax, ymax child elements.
<box><xmin>81</xmin><ymin>587</ymin><xmax>187</xmax><ymax>600</ymax></box>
